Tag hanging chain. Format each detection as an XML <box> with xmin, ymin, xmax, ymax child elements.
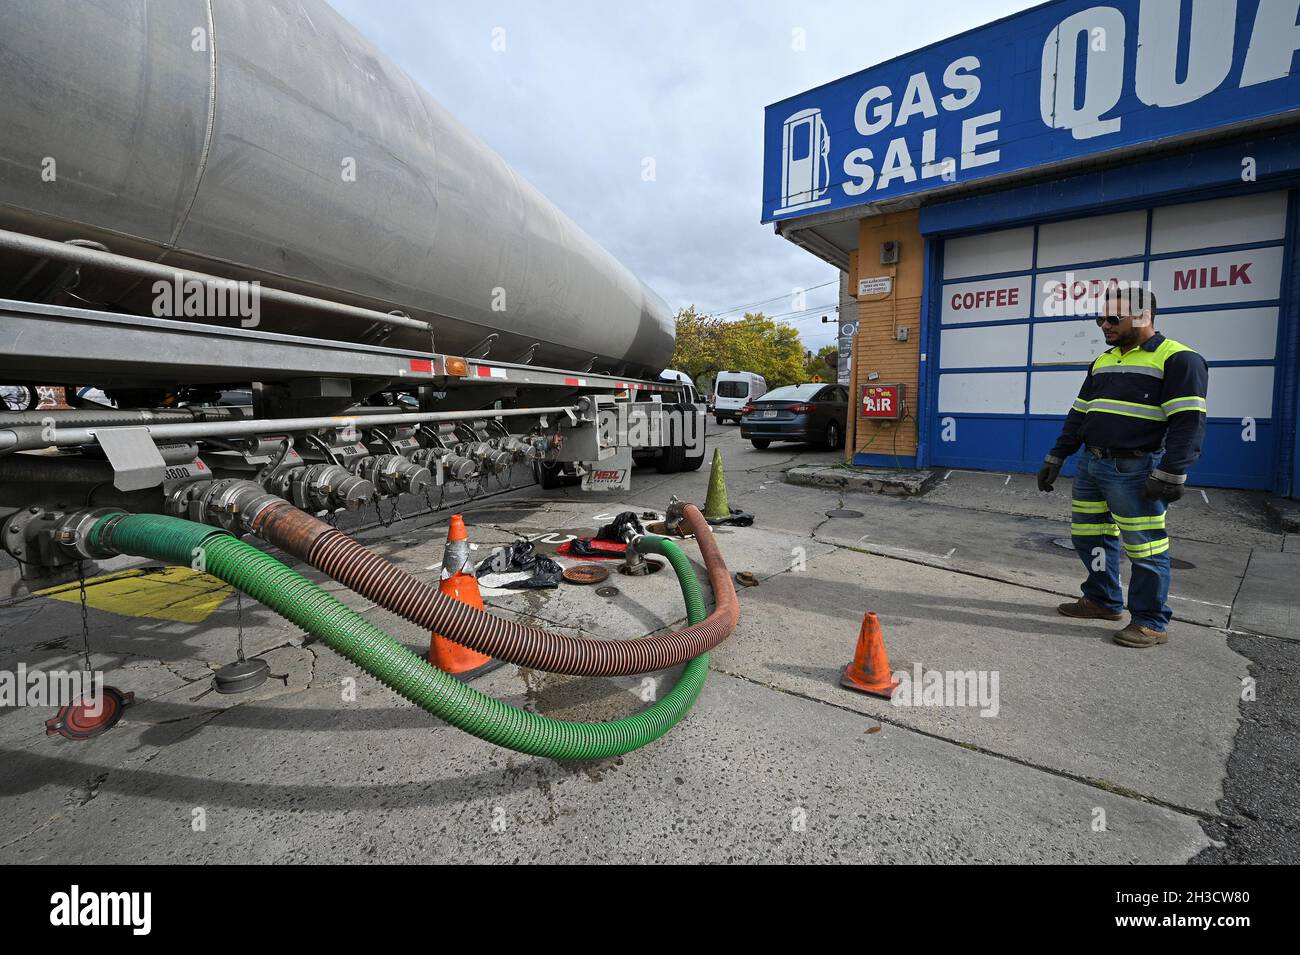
<box><xmin>76</xmin><ymin>560</ymin><xmax>92</xmax><ymax>674</ymax></box>
<box><xmin>422</xmin><ymin>480</ymin><xmax>450</xmax><ymax>516</ymax></box>
<box><xmin>235</xmin><ymin>589</ymin><xmax>246</xmax><ymax>663</ymax></box>
<box><xmin>371</xmin><ymin>492</ymin><xmax>397</xmax><ymax>528</ymax></box>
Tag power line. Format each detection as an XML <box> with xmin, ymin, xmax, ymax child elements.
<box><xmin>702</xmin><ymin>279</ymin><xmax>838</xmax><ymax>319</ymax></box>
<box><xmin>763</xmin><ymin>302</ymin><xmax>841</xmax><ymax>322</ymax></box>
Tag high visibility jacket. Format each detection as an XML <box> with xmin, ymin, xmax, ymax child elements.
<box><xmin>1047</xmin><ymin>332</ymin><xmax>1208</xmax><ymax>481</ymax></box>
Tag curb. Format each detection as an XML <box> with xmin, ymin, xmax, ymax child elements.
<box><xmin>785</xmin><ymin>465</ymin><xmax>940</xmax><ymax>497</ymax></box>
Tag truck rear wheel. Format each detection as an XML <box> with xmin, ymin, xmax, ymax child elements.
<box><xmin>750</xmin><ymin>439</ymin><xmax>770</xmax><ymax>449</ymax></box>
<box><xmin>655</xmin><ymin>443</ymin><xmax>685</xmax><ymax>473</ymax></box>
<box><xmin>534</xmin><ymin>460</ymin><xmax>566</xmax><ymax>489</ymax></box>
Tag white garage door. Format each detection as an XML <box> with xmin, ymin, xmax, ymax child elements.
<box><xmin>929</xmin><ymin>191</ymin><xmax>1290</xmax><ymax>490</ymax></box>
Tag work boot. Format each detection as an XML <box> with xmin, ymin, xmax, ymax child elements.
<box><xmin>1113</xmin><ymin>622</ymin><xmax>1168</xmax><ymax>648</ymax></box>
<box><xmin>1057</xmin><ymin>597</ymin><xmax>1123</xmax><ymax>620</ymax></box>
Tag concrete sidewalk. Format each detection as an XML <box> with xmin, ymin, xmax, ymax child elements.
<box><xmin>0</xmin><ymin>423</ymin><xmax>1295</xmax><ymax>862</ymax></box>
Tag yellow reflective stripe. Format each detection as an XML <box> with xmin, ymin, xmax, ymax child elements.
<box><xmin>1071</xmin><ymin>499</ymin><xmax>1109</xmax><ymax>513</ymax></box>
<box><xmin>1123</xmin><ymin>538</ymin><xmax>1169</xmax><ymax>558</ymax></box>
<box><xmin>1071</xmin><ymin>398</ymin><xmax>1090</xmax><ymax>413</ymax></box>
<box><xmin>1113</xmin><ymin>513</ymin><xmax>1166</xmax><ymax>529</ymax></box>
<box><xmin>1085</xmin><ymin>399</ymin><xmax>1166</xmax><ymax>421</ymax></box>
<box><xmin>1071</xmin><ymin>522</ymin><xmax>1119</xmax><ymax>536</ymax></box>
<box><xmin>1117</xmin><ymin>519</ymin><xmax>1167</xmax><ymax>532</ymax></box>
<box><xmin>1161</xmin><ymin>396</ymin><xmax>1207</xmax><ymax>415</ymax></box>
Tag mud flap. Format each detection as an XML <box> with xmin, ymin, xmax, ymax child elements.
<box><xmin>580</xmin><ymin>446</ymin><xmax>633</xmax><ymax>491</ymax></box>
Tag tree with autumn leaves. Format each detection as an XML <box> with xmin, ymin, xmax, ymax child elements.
<box><xmin>669</xmin><ymin>306</ymin><xmax>806</xmax><ymax>389</ymax></box>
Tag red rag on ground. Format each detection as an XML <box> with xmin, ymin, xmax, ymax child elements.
<box><xmin>556</xmin><ymin>538</ymin><xmax>627</xmax><ymax>559</ymax></box>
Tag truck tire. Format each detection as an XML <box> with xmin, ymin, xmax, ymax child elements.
<box><xmin>715</xmin><ymin>415</ymin><xmax>725</xmax><ymax>425</ymax></box>
<box><xmin>750</xmin><ymin>439</ymin><xmax>770</xmax><ymax>449</ymax></box>
<box><xmin>534</xmin><ymin>460</ymin><xmax>566</xmax><ymax>489</ymax></box>
<box><xmin>656</xmin><ymin>443</ymin><xmax>686</xmax><ymax>473</ymax></box>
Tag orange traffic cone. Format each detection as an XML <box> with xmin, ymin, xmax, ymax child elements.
<box><xmin>839</xmin><ymin>612</ymin><xmax>900</xmax><ymax>698</ymax></box>
<box><xmin>429</xmin><ymin>515</ymin><xmax>496</xmax><ymax>679</ymax></box>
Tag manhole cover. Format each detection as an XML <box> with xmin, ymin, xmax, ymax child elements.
<box><xmin>563</xmin><ymin>563</ymin><xmax>610</xmax><ymax>585</ymax></box>
<box><xmin>596</xmin><ymin>586</ymin><xmax>620</xmax><ymax>598</ymax></box>
<box><xmin>826</xmin><ymin>509</ymin><xmax>864</xmax><ymax>519</ymax></box>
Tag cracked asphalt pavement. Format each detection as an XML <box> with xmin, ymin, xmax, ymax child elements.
<box><xmin>0</xmin><ymin>421</ymin><xmax>1295</xmax><ymax>863</ymax></box>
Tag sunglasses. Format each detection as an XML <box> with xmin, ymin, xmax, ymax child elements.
<box><xmin>1095</xmin><ymin>314</ymin><xmax>1125</xmax><ymax>326</ymax></box>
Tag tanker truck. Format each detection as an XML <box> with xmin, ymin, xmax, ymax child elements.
<box><xmin>0</xmin><ymin>0</ymin><xmax>706</xmax><ymax>586</ymax></box>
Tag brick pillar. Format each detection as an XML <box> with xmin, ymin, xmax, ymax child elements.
<box><xmin>851</xmin><ymin>210</ymin><xmax>923</xmax><ymax>465</ymax></box>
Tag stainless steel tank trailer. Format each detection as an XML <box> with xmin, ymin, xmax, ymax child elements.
<box><xmin>0</xmin><ymin>0</ymin><xmax>708</xmax><ymax>585</ymax></box>
<box><xmin>0</xmin><ymin>1</ymin><xmax>728</xmax><ymax>757</ymax></box>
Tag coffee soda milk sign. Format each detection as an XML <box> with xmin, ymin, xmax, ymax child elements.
<box><xmin>762</xmin><ymin>0</ymin><xmax>1300</xmax><ymax>220</ymax></box>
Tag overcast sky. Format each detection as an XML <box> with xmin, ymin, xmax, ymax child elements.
<box><xmin>331</xmin><ymin>0</ymin><xmax>1039</xmax><ymax>350</ymax></box>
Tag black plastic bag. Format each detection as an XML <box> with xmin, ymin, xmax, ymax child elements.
<box><xmin>475</xmin><ymin>539</ymin><xmax>564</xmax><ymax>589</ymax></box>
<box><xmin>595</xmin><ymin>511</ymin><xmax>646</xmax><ymax>542</ymax></box>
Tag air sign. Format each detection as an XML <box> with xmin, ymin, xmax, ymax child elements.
<box><xmin>762</xmin><ymin>0</ymin><xmax>1300</xmax><ymax>221</ymax></box>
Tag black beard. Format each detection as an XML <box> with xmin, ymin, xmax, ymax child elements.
<box><xmin>1109</xmin><ymin>327</ymin><xmax>1141</xmax><ymax>349</ymax></box>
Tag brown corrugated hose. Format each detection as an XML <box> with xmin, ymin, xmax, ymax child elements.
<box><xmin>249</xmin><ymin>501</ymin><xmax>738</xmax><ymax>676</ymax></box>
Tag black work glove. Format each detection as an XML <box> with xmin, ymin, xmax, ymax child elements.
<box><xmin>1037</xmin><ymin>459</ymin><xmax>1061</xmax><ymax>492</ymax></box>
<box><xmin>1144</xmin><ymin>473</ymin><xmax>1184</xmax><ymax>503</ymax></box>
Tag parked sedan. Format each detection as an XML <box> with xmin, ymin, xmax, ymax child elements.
<box><xmin>739</xmin><ymin>383</ymin><xmax>848</xmax><ymax>450</ymax></box>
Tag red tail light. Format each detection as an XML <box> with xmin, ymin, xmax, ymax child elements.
<box><xmin>741</xmin><ymin>404</ymin><xmax>756</xmax><ymax>414</ymax></box>
<box><xmin>786</xmin><ymin>403</ymin><xmax>815</xmax><ymax>414</ymax></box>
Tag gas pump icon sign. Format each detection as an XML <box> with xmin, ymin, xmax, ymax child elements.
<box><xmin>776</xmin><ymin>107</ymin><xmax>831</xmax><ymax>217</ymax></box>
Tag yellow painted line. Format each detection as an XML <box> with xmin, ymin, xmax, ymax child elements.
<box><xmin>37</xmin><ymin>567</ymin><xmax>232</xmax><ymax>624</ymax></box>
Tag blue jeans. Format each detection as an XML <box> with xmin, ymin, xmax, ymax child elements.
<box><xmin>1069</xmin><ymin>451</ymin><xmax>1172</xmax><ymax>631</ymax></box>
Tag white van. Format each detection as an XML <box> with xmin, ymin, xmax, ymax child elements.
<box><xmin>712</xmin><ymin>371</ymin><xmax>767</xmax><ymax>423</ymax></box>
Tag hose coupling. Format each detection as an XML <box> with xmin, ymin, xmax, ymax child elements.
<box><xmin>167</xmin><ymin>479</ymin><xmax>284</xmax><ymax>534</ymax></box>
<box><xmin>356</xmin><ymin>453</ymin><xmax>432</xmax><ymax>497</ymax></box>
<box><xmin>270</xmin><ymin>463</ymin><xmax>373</xmax><ymax>513</ymax></box>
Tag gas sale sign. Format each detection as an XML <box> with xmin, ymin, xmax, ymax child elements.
<box><xmin>761</xmin><ymin>0</ymin><xmax>1300</xmax><ymax>221</ymax></box>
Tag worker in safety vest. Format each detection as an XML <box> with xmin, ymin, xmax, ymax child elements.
<box><xmin>1037</xmin><ymin>285</ymin><xmax>1208</xmax><ymax>648</ymax></box>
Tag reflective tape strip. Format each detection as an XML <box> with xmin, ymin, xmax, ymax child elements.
<box><xmin>1071</xmin><ymin>522</ymin><xmax>1120</xmax><ymax>536</ymax></box>
<box><xmin>1161</xmin><ymin>395</ymin><xmax>1207</xmax><ymax>415</ymax></box>
<box><xmin>1085</xmin><ymin>399</ymin><xmax>1166</xmax><ymax>421</ymax></box>
<box><xmin>1123</xmin><ymin>538</ymin><xmax>1169</xmax><ymax>558</ymax></box>
<box><xmin>1071</xmin><ymin>500</ymin><xmax>1109</xmax><ymax>513</ymax></box>
<box><xmin>1113</xmin><ymin>513</ymin><xmax>1166</xmax><ymax>529</ymax></box>
<box><xmin>1093</xmin><ymin>364</ymin><xmax>1164</xmax><ymax>379</ymax></box>
<box><xmin>1071</xmin><ymin>398</ymin><xmax>1090</xmax><ymax>413</ymax></box>
<box><xmin>1115</xmin><ymin>518</ymin><xmax>1167</xmax><ymax>532</ymax></box>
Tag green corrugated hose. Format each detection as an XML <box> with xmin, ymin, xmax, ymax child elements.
<box><xmin>90</xmin><ymin>513</ymin><xmax>709</xmax><ymax>759</ymax></box>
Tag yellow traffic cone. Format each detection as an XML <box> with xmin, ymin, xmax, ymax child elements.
<box><xmin>703</xmin><ymin>449</ymin><xmax>730</xmax><ymax>520</ymax></box>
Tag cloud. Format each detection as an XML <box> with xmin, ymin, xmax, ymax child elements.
<box><xmin>329</xmin><ymin>0</ymin><xmax>1037</xmax><ymax>350</ymax></box>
